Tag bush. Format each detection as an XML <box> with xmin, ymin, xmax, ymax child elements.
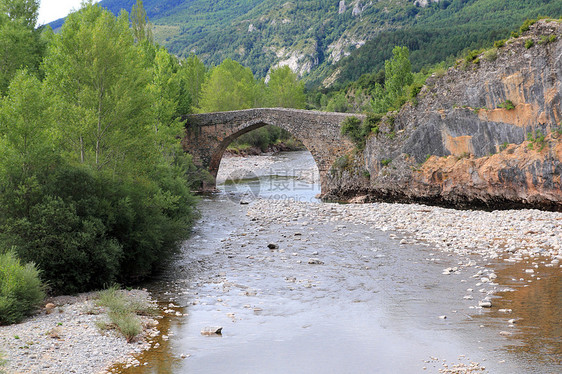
<box><xmin>1</xmin><ymin>163</ymin><xmax>198</xmax><ymax>294</ymax></box>
<box><xmin>538</xmin><ymin>35</ymin><xmax>556</xmax><ymax>45</ymax></box>
<box><xmin>498</xmin><ymin>100</ymin><xmax>515</xmax><ymax>110</ymax></box>
<box><xmin>483</xmin><ymin>48</ymin><xmax>498</xmax><ymax>61</ymax></box>
<box><xmin>341</xmin><ymin>116</ymin><xmax>366</xmax><ymax>149</ymax></box>
<box><xmin>494</xmin><ymin>39</ymin><xmax>507</xmax><ymax>48</ymax></box>
<box><xmin>525</xmin><ymin>39</ymin><xmax>534</xmax><ymax>49</ymax></box>
<box><xmin>520</xmin><ymin>19</ymin><xmax>537</xmax><ymax>33</ymax></box>
<box><xmin>0</xmin><ymin>251</ymin><xmax>45</xmax><ymax>324</ymax></box>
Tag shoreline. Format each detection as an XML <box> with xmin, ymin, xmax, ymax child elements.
<box><xmin>0</xmin><ymin>290</ymin><xmax>160</xmax><ymax>374</ymax></box>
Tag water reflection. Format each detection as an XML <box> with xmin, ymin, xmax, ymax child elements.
<box><xmin>486</xmin><ymin>260</ymin><xmax>561</xmax><ymax>368</ymax></box>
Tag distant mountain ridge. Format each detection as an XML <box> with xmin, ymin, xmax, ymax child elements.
<box><xmin>49</xmin><ymin>0</ymin><xmax>562</xmax><ymax>87</ymax></box>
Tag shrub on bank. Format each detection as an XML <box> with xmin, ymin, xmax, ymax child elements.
<box><xmin>1</xmin><ymin>163</ymin><xmax>198</xmax><ymax>295</ymax></box>
<box><xmin>0</xmin><ymin>251</ymin><xmax>45</xmax><ymax>325</ymax></box>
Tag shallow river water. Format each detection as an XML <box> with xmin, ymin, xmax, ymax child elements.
<box><xmin>112</xmin><ymin>151</ymin><xmax>560</xmax><ymax>374</ymax></box>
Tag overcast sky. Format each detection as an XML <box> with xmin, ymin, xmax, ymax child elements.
<box><xmin>38</xmin><ymin>0</ymin><xmax>101</xmax><ymax>25</ymax></box>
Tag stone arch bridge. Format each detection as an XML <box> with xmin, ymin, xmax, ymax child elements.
<box><xmin>182</xmin><ymin>108</ymin><xmax>365</xmax><ymax>194</ymax></box>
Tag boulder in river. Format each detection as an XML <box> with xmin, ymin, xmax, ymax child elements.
<box><xmin>201</xmin><ymin>327</ymin><xmax>223</xmax><ymax>336</ymax></box>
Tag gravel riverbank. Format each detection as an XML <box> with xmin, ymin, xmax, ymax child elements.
<box><xmin>0</xmin><ymin>290</ymin><xmax>159</xmax><ymax>374</ymax></box>
<box><xmin>248</xmin><ymin>199</ymin><xmax>562</xmax><ymax>263</ymax></box>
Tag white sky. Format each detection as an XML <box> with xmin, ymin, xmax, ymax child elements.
<box><xmin>37</xmin><ymin>0</ymin><xmax>101</xmax><ymax>26</ymax></box>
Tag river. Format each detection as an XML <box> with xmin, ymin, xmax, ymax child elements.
<box><xmin>110</xmin><ymin>151</ymin><xmax>561</xmax><ymax>374</ymax></box>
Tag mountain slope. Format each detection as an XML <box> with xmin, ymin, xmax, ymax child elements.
<box><xmin>50</xmin><ymin>0</ymin><xmax>562</xmax><ymax>87</ymax></box>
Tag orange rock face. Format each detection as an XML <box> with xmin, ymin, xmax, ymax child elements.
<box><xmin>325</xmin><ymin>20</ymin><xmax>562</xmax><ymax>210</ymax></box>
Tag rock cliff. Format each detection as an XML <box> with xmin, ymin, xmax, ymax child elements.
<box><xmin>325</xmin><ymin>20</ymin><xmax>562</xmax><ymax>211</ymax></box>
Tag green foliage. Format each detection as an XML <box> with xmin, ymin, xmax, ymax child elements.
<box><xmin>0</xmin><ymin>3</ymin><xmax>199</xmax><ymax>295</ymax></box>
<box><xmin>371</xmin><ymin>46</ymin><xmax>413</xmax><ymax>114</ymax></box>
<box><xmin>494</xmin><ymin>39</ymin><xmax>507</xmax><ymax>48</ymax></box>
<box><xmin>323</xmin><ymin>0</ymin><xmax>562</xmax><ymax>86</ymax></box>
<box><xmin>520</xmin><ymin>18</ymin><xmax>537</xmax><ymax>33</ymax></box>
<box><xmin>483</xmin><ymin>48</ymin><xmax>498</xmax><ymax>61</ymax></box>
<box><xmin>340</xmin><ymin>116</ymin><xmax>364</xmax><ymax>148</ymax></box>
<box><xmin>131</xmin><ymin>0</ymin><xmax>153</xmax><ymax>43</ymax></box>
<box><xmin>0</xmin><ymin>250</ymin><xmax>45</xmax><ymax>325</ymax></box>
<box><xmin>525</xmin><ymin>39</ymin><xmax>534</xmax><ymax>49</ymax></box>
<box><xmin>381</xmin><ymin>159</ymin><xmax>392</xmax><ymax>167</ymax></box>
<box><xmin>527</xmin><ymin>129</ymin><xmax>547</xmax><ymax>151</ymax></box>
<box><xmin>266</xmin><ymin>66</ymin><xmax>306</xmax><ymax>109</ymax></box>
<box><xmin>326</xmin><ymin>91</ymin><xmax>349</xmax><ymax>113</ymax></box>
<box><xmin>538</xmin><ymin>34</ymin><xmax>556</xmax><ymax>45</ymax></box>
<box><xmin>365</xmin><ymin>113</ymin><xmax>383</xmax><ymax>134</ymax></box>
<box><xmin>178</xmin><ymin>54</ymin><xmax>206</xmax><ymax>111</ymax></box>
<box><xmin>198</xmin><ymin>58</ymin><xmax>259</xmax><ymax>112</ymax></box>
<box><xmin>498</xmin><ymin>100</ymin><xmax>515</xmax><ymax>110</ymax></box>
<box><xmin>0</xmin><ymin>0</ymin><xmax>45</xmax><ymax>93</ymax></box>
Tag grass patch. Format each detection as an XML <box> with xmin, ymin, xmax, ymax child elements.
<box><xmin>525</xmin><ymin>39</ymin><xmax>534</xmax><ymax>49</ymax></box>
<box><xmin>96</xmin><ymin>286</ymin><xmax>156</xmax><ymax>342</ymax></box>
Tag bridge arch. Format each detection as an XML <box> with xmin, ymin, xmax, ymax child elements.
<box><xmin>182</xmin><ymin>108</ymin><xmax>364</xmax><ymax>194</ymax></box>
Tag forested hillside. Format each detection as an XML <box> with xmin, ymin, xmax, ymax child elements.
<box><xmin>50</xmin><ymin>0</ymin><xmax>562</xmax><ymax>87</ymax></box>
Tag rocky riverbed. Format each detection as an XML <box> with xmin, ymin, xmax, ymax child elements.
<box><xmin>247</xmin><ymin>199</ymin><xmax>562</xmax><ymax>264</ymax></box>
<box><xmin>3</xmin><ymin>153</ymin><xmax>560</xmax><ymax>373</ymax></box>
<box><xmin>0</xmin><ymin>290</ymin><xmax>159</xmax><ymax>374</ymax></box>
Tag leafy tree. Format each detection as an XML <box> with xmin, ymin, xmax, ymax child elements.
<box><xmin>177</xmin><ymin>53</ymin><xmax>206</xmax><ymax>113</ymax></box>
<box><xmin>266</xmin><ymin>65</ymin><xmax>306</xmax><ymax>109</ymax></box>
<box><xmin>0</xmin><ymin>70</ymin><xmax>52</xmax><ymax>180</ymax></box>
<box><xmin>43</xmin><ymin>4</ymin><xmax>156</xmax><ymax>174</ymax></box>
<box><xmin>198</xmin><ymin>58</ymin><xmax>258</xmax><ymax>112</ymax></box>
<box><xmin>0</xmin><ymin>0</ymin><xmax>38</xmax><ymax>28</ymax></box>
<box><xmin>371</xmin><ymin>46</ymin><xmax>413</xmax><ymax>114</ymax></box>
<box><xmin>148</xmin><ymin>47</ymin><xmax>185</xmax><ymax>156</ymax></box>
<box><xmin>131</xmin><ymin>0</ymin><xmax>152</xmax><ymax>43</ymax></box>
<box><xmin>0</xmin><ymin>0</ymin><xmax>44</xmax><ymax>92</ymax></box>
<box><xmin>0</xmin><ymin>2</ymin><xmax>198</xmax><ymax>294</ymax></box>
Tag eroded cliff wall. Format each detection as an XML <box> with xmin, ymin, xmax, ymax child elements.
<box><xmin>326</xmin><ymin>20</ymin><xmax>562</xmax><ymax>210</ymax></box>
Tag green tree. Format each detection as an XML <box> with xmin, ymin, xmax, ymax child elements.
<box><xmin>0</xmin><ymin>70</ymin><xmax>52</xmax><ymax>180</ymax></box>
<box><xmin>0</xmin><ymin>0</ymin><xmax>38</xmax><ymax>28</ymax></box>
<box><xmin>198</xmin><ymin>58</ymin><xmax>257</xmax><ymax>112</ymax></box>
<box><xmin>43</xmin><ymin>4</ymin><xmax>156</xmax><ymax>174</ymax></box>
<box><xmin>0</xmin><ymin>0</ymin><xmax>44</xmax><ymax>92</ymax></box>
<box><xmin>371</xmin><ymin>46</ymin><xmax>413</xmax><ymax>114</ymax></box>
<box><xmin>148</xmin><ymin>47</ymin><xmax>185</xmax><ymax>156</ymax></box>
<box><xmin>266</xmin><ymin>66</ymin><xmax>306</xmax><ymax>109</ymax></box>
<box><xmin>131</xmin><ymin>0</ymin><xmax>153</xmax><ymax>43</ymax></box>
<box><xmin>177</xmin><ymin>53</ymin><xmax>206</xmax><ymax>113</ymax></box>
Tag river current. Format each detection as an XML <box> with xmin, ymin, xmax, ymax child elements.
<box><xmin>112</xmin><ymin>151</ymin><xmax>561</xmax><ymax>374</ymax></box>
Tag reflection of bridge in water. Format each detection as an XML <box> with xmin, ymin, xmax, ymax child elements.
<box><xmin>183</xmin><ymin>108</ymin><xmax>365</xmax><ymax>194</ymax></box>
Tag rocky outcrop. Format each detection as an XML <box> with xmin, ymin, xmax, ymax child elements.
<box><xmin>326</xmin><ymin>20</ymin><xmax>562</xmax><ymax>210</ymax></box>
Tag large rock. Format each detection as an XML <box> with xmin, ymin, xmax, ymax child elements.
<box><xmin>326</xmin><ymin>20</ymin><xmax>562</xmax><ymax>211</ymax></box>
